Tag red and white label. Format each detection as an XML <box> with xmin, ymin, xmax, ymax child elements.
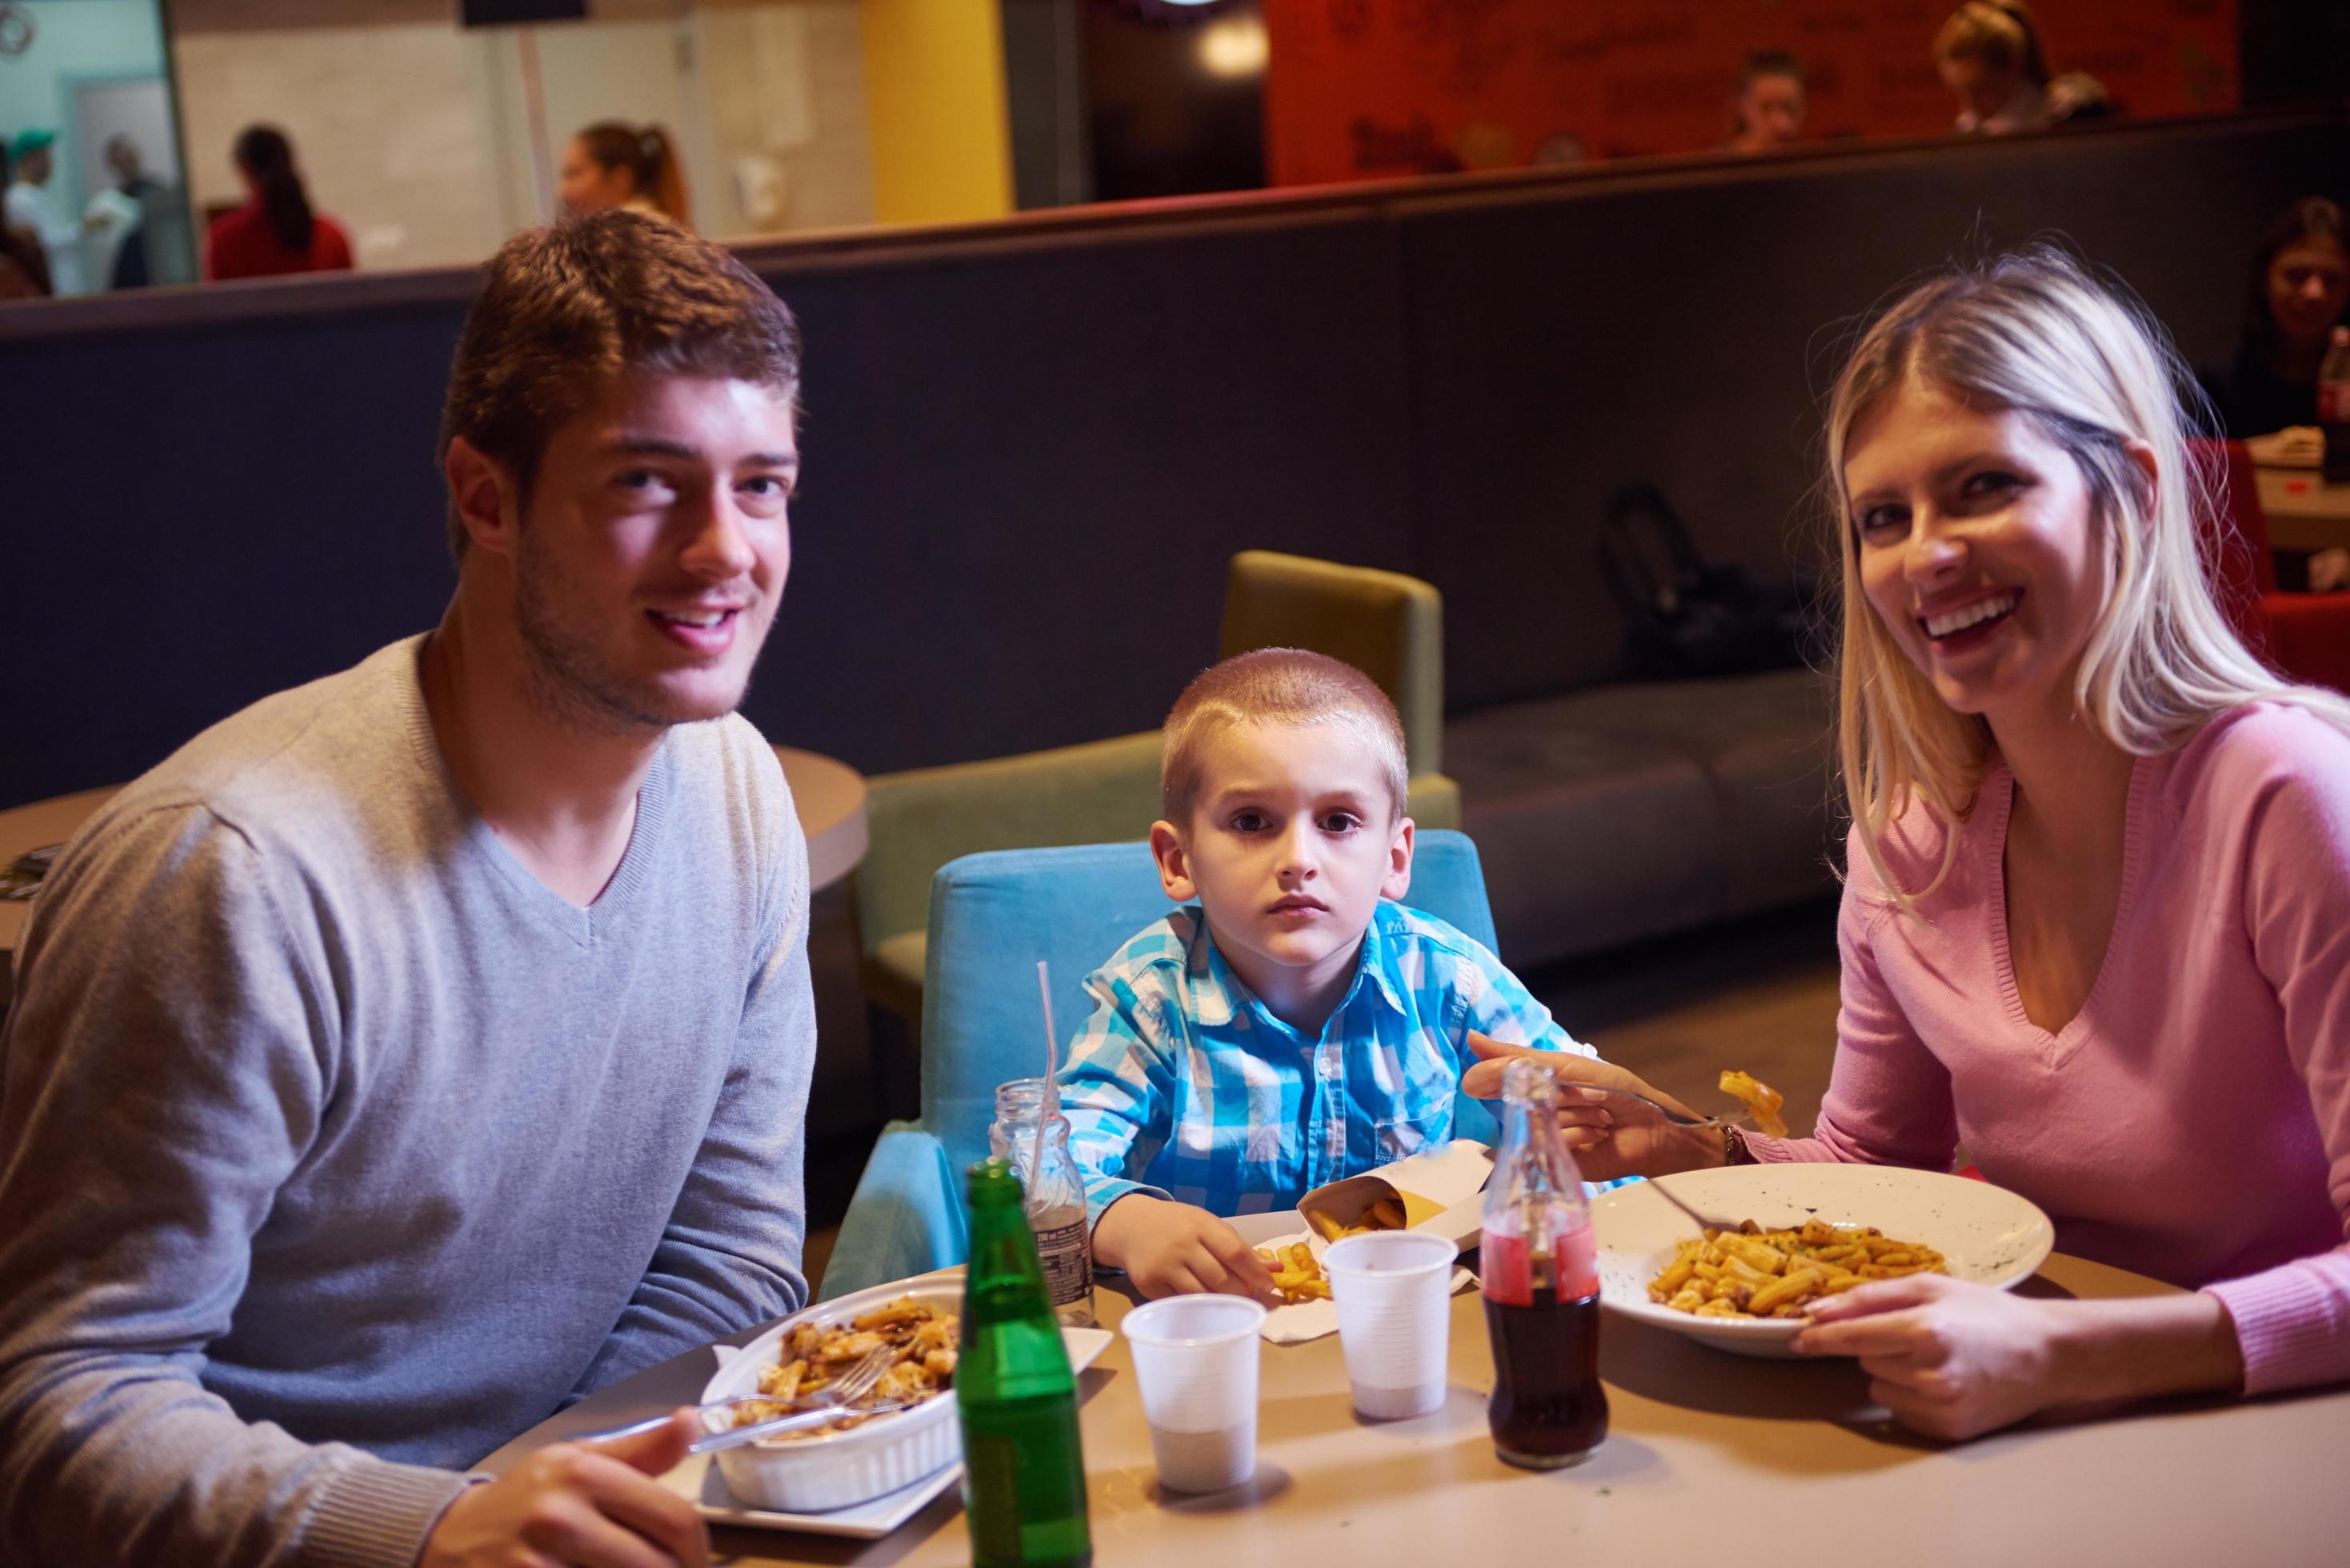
<box><xmin>1480</xmin><ymin>1225</ymin><xmax>1598</xmax><ymax>1306</ymax></box>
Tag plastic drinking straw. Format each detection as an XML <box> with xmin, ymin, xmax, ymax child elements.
<box><xmin>1032</xmin><ymin>959</ymin><xmax>1060</xmax><ymax>1193</ymax></box>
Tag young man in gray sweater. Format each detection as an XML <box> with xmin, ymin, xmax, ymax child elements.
<box><xmin>0</xmin><ymin>213</ymin><xmax>816</xmax><ymax>1568</ymax></box>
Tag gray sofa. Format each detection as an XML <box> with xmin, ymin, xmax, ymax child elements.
<box><xmin>1447</xmin><ymin>668</ymin><xmax>1836</xmax><ymax>970</ymax></box>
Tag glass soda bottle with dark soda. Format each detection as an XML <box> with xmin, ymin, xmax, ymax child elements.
<box><xmin>959</xmin><ymin>1157</ymin><xmax>1093</xmax><ymax>1567</ymax></box>
<box><xmin>1479</xmin><ymin>1057</ymin><xmax>1608</xmax><ymax>1469</ymax></box>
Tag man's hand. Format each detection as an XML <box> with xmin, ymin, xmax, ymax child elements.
<box><xmin>422</xmin><ymin>1409</ymin><xmax>709</xmax><ymax>1568</ymax></box>
<box><xmin>1091</xmin><ymin>1194</ymin><xmax>1277</xmax><ymax>1301</ymax></box>
<box><xmin>1461</xmin><ymin>1032</ymin><xmax>1726</xmax><ymax>1180</ymax></box>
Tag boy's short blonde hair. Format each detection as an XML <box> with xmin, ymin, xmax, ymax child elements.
<box><xmin>1160</xmin><ymin>648</ymin><xmax>1408</xmax><ymax>826</ymax></box>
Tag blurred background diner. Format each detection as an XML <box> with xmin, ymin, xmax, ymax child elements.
<box><xmin>1726</xmin><ymin>50</ymin><xmax>1808</xmax><ymax>155</ymax></box>
<box><xmin>559</xmin><ymin>118</ymin><xmax>691</xmax><ymax>224</ymax></box>
<box><xmin>202</xmin><ymin>124</ymin><xmax>350</xmax><ymax>280</ymax></box>
<box><xmin>2</xmin><ymin>0</ymin><xmax>2349</xmax><ymax>1294</ymax></box>
<box><xmin>2202</xmin><ymin>196</ymin><xmax>2350</xmax><ymax>438</ymax></box>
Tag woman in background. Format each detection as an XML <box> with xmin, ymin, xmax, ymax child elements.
<box><xmin>2200</xmin><ymin>197</ymin><xmax>2350</xmax><ymax>439</ymax></box>
<box><xmin>203</xmin><ymin>126</ymin><xmax>353</xmax><ymax>282</ymax></box>
<box><xmin>1934</xmin><ymin>2</ymin><xmax>2109</xmax><ymax>135</ymax></box>
<box><xmin>558</xmin><ymin>122</ymin><xmax>691</xmax><ymax>228</ymax></box>
<box><xmin>1727</xmin><ymin>50</ymin><xmax>1808</xmax><ymax>155</ymax></box>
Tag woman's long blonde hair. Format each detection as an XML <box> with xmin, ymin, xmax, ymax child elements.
<box><xmin>1826</xmin><ymin>246</ymin><xmax>2350</xmax><ymax>906</ymax></box>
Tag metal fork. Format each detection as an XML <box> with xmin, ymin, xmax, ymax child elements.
<box><xmin>1575</xmin><ymin>1082</ymin><xmax>1753</xmax><ymax>1130</ymax></box>
<box><xmin>1645</xmin><ymin>1178</ymin><xmax>1749</xmax><ymax>1236</ymax></box>
<box><xmin>573</xmin><ymin>1340</ymin><xmax>903</xmax><ymax>1450</ymax></box>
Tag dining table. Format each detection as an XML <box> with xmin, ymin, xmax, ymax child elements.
<box><xmin>484</xmin><ymin>1252</ymin><xmax>2347</xmax><ymax>1567</ymax></box>
<box><xmin>2252</xmin><ymin>462</ymin><xmax>2350</xmax><ymax>552</ymax></box>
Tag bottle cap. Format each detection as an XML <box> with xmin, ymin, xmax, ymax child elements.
<box><xmin>968</xmin><ymin>1155</ymin><xmax>1023</xmax><ymax>1202</ymax></box>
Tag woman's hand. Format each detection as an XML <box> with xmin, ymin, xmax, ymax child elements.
<box><xmin>1460</xmin><ymin>1033</ymin><xmax>1727</xmax><ymax>1180</ymax></box>
<box><xmin>1795</xmin><ymin>1274</ymin><xmax>2244</xmax><ymax>1442</ymax></box>
<box><xmin>1794</xmin><ymin>1274</ymin><xmax>2075</xmax><ymax>1440</ymax></box>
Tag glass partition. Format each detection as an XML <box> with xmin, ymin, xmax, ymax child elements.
<box><xmin>0</xmin><ymin>0</ymin><xmax>2316</xmax><ymax>308</ymax></box>
<box><xmin>0</xmin><ymin>0</ymin><xmax>194</xmax><ymax>295</ymax></box>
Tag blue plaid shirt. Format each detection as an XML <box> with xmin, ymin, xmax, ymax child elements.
<box><xmin>1059</xmin><ymin>900</ymin><xmax>1598</xmax><ymax>1224</ymax></box>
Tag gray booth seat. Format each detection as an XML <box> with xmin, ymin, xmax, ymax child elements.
<box><xmin>1446</xmin><ymin>669</ymin><xmax>1835</xmax><ymax>969</ymax></box>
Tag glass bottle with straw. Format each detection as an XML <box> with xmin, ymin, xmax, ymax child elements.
<box><xmin>987</xmin><ymin>960</ymin><xmax>1095</xmax><ymax>1327</ymax></box>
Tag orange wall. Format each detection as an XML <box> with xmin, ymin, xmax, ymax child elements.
<box><xmin>1263</xmin><ymin>0</ymin><xmax>2240</xmax><ymax>185</ymax></box>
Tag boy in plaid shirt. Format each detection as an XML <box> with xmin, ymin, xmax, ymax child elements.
<box><xmin>1060</xmin><ymin>648</ymin><xmax>1607</xmax><ymax>1299</ymax></box>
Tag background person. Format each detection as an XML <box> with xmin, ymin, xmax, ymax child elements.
<box><xmin>0</xmin><ymin>212</ymin><xmax>815</xmax><ymax>1568</ymax></box>
<box><xmin>2200</xmin><ymin>196</ymin><xmax>2350</xmax><ymax>439</ymax></box>
<box><xmin>5</xmin><ymin>127</ymin><xmax>107</xmax><ymax>295</ymax></box>
<box><xmin>96</xmin><ymin>134</ymin><xmax>191</xmax><ymax>290</ymax></box>
<box><xmin>1727</xmin><ymin>50</ymin><xmax>1807</xmax><ymax>154</ymax></box>
<box><xmin>203</xmin><ymin>124</ymin><xmax>353</xmax><ymax>282</ymax></box>
<box><xmin>560</xmin><ymin>121</ymin><xmax>692</xmax><ymax>227</ymax></box>
<box><xmin>1935</xmin><ymin>1</ymin><xmax>2049</xmax><ymax>132</ymax></box>
<box><xmin>0</xmin><ymin>140</ymin><xmax>50</xmax><ymax>298</ymax></box>
<box><xmin>1484</xmin><ymin>248</ymin><xmax>2350</xmax><ymax>1442</ymax></box>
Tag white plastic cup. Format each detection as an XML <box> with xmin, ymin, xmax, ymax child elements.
<box><xmin>1323</xmin><ymin>1230</ymin><xmax>1457</xmax><ymax>1420</ymax></box>
<box><xmin>1119</xmin><ymin>1294</ymin><xmax>1267</xmax><ymax>1492</ymax></box>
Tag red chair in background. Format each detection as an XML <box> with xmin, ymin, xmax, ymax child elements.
<box><xmin>2187</xmin><ymin>439</ymin><xmax>2350</xmax><ymax>694</ymax></box>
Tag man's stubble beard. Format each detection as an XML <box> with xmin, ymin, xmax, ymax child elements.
<box><xmin>511</xmin><ymin>526</ymin><xmax>751</xmax><ymax>738</ymax></box>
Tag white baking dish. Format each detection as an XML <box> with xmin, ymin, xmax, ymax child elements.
<box><xmin>698</xmin><ymin>1276</ymin><xmax>969</xmax><ymax>1514</ymax></box>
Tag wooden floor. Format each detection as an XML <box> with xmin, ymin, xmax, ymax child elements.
<box><xmin>1525</xmin><ymin>896</ymin><xmax>1843</xmax><ymax>1139</ymax></box>
<box><xmin>803</xmin><ymin>898</ymin><xmax>1845</xmax><ymax>1294</ymax></box>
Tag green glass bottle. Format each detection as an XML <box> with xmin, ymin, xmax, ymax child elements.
<box><xmin>959</xmin><ymin>1158</ymin><xmax>1093</xmax><ymax>1568</ymax></box>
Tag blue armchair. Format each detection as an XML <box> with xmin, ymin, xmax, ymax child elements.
<box><xmin>819</xmin><ymin>830</ymin><xmax>1504</xmax><ymax>1299</ymax></box>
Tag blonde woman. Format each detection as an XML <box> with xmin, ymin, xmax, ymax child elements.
<box><xmin>1480</xmin><ymin>247</ymin><xmax>2350</xmax><ymax>1439</ymax></box>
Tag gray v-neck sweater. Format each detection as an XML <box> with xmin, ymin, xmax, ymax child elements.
<box><xmin>0</xmin><ymin>636</ymin><xmax>816</xmax><ymax>1567</ymax></box>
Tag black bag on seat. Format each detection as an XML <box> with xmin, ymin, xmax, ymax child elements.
<box><xmin>1596</xmin><ymin>482</ymin><xmax>1811</xmax><ymax>679</ymax></box>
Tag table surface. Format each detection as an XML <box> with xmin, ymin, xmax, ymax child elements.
<box><xmin>488</xmin><ymin>1256</ymin><xmax>2350</xmax><ymax>1567</ymax></box>
<box><xmin>0</xmin><ymin>786</ymin><xmax>118</xmax><ymax>954</ymax></box>
<box><xmin>2254</xmin><ymin>462</ymin><xmax>2350</xmax><ymax>550</ymax></box>
<box><xmin>0</xmin><ymin>748</ymin><xmax>868</xmax><ymax>956</ymax></box>
<box><xmin>773</xmin><ymin>746</ymin><xmax>868</xmax><ymax>894</ymax></box>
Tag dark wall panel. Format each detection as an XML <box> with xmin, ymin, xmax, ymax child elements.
<box><xmin>743</xmin><ymin>213</ymin><xmax>1417</xmax><ymax>776</ymax></box>
<box><xmin>6</xmin><ymin>306</ymin><xmax>464</xmax><ymax>806</ymax></box>
<box><xmin>1400</xmin><ymin>116</ymin><xmax>2350</xmax><ymax>710</ymax></box>
<box><xmin>2</xmin><ymin>213</ymin><xmax>1415</xmax><ymax>806</ymax></box>
<box><xmin>5</xmin><ymin>114</ymin><xmax>2345</xmax><ymax>810</ymax></box>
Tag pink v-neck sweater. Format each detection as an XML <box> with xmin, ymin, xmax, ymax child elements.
<box><xmin>1750</xmin><ymin>702</ymin><xmax>2350</xmax><ymax>1395</ymax></box>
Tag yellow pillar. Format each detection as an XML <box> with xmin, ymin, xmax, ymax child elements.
<box><xmin>859</xmin><ymin>0</ymin><xmax>1016</xmax><ymax>226</ymax></box>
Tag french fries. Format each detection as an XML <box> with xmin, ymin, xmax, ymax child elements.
<box><xmin>1647</xmin><ymin>1218</ymin><xmax>1945</xmax><ymax>1321</ymax></box>
<box><xmin>1254</xmin><ymin>1241</ymin><xmax>1334</xmax><ymax>1303</ymax></box>
<box><xmin>735</xmin><ymin>1297</ymin><xmax>960</xmax><ymax>1440</ymax></box>
<box><xmin>1718</xmin><ymin>1070</ymin><xmax>1788</xmax><ymax>1138</ymax></box>
<box><xmin>1302</xmin><ymin>1193</ymin><xmax>1407</xmax><ymax>1243</ymax></box>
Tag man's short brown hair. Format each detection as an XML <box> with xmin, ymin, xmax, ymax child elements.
<box><xmin>1160</xmin><ymin>648</ymin><xmax>1408</xmax><ymax>826</ymax></box>
<box><xmin>436</xmin><ymin>210</ymin><xmax>801</xmax><ymax>558</ymax></box>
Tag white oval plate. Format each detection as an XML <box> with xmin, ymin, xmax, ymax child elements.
<box><xmin>1591</xmin><ymin>1166</ymin><xmax>2055</xmax><ymax>1358</ymax></box>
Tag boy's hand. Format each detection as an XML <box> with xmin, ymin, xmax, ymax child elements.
<box><xmin>1460</xmin><ymin>1032</ymin><xmax>1727</xmax><ymax>1181</ymax></box>
<box><xmin>1092</xmin><ymin>1194</ymin><xmax>1277</xmax><ymax>1301</ymax></box>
